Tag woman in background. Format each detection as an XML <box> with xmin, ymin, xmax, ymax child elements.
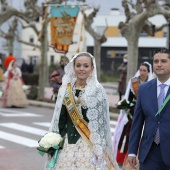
<box><xmin>113</xmin><ymin>62</ymin><xmax>153</xmax><ymax>169</ymax></box>
<box><xmin>2</xmin><ymin>60</ymin><xmax>28</xmax><ymax>107</ymax></box>
<box><xmin>117</xmin><ymin>54</ymin><xmax>128</xmax><ymax>101</ymax></box>
<box><xmin>0</xmin><ymin>59</ymin><xmax>5</xmax><ymax>98</ymax></box>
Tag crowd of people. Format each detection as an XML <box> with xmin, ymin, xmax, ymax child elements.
<box><xmin>113</xmin><ymin>48</ymin><xmax>170</xmax><ymax>170</ymax></box>
<box><xmin>1</xmin><ymin>48</ymin><xmax>170</xmax><ymax>170</ymax></box>
<box><xmin>128</xmin><ymin>48</ymin><xmax>170</xmax><ymax>170</ymax></box>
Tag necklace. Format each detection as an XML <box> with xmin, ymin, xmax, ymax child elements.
<box><xmin>74</xmin><ymin>83</ymin><xmax>86</xmax><ymax>90</ymax></box>
<box><xmin>72</xmin><ymin>85</ymin><xmax>87</xmax><ymax>109</ymax></box>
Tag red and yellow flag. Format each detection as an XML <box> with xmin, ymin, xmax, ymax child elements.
<box><xmin>50</xmin><ymin>5</ymin><xmax>79</xmax><ymax>54</ymax></box>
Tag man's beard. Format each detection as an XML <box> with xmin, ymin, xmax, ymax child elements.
<box><xmin>61</xmin><ymin>65</ymin><xmax>65</xmax><ymax>69</ymax></box>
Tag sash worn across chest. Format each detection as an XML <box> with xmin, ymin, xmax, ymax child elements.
<box><xmin>131</xmin><ymin>77</ymin><xmax>140</xmax><ymax>98</ymax></box>
<box><xmin>63</xmin><ymin>83</ymin><xmax>92</xmax><ymax>147</ymax></box>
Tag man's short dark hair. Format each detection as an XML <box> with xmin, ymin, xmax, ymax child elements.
<box><xmin>153</xmin><ymin>48</ymin><xmax>170</xmax><ymax>58</ymax></box>
<box><xmin>60</xmin><ymin>56</ymin><xmax>69</xmax><ymax>62</ymax></box>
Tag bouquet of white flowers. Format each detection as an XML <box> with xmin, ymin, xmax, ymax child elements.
<box><xmin>37</xmin><ymin>132</ymin><xmax>64</xmax><ymax>168</ymax></box>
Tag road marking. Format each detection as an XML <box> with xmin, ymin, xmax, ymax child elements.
<box><xmin>0</xmin><ymin>113</ymin><xmax>42</xmax><ymax>117</ymax></box>
<box><xmin>0</xmin><ymin>108</ymin><xmax>43</xmax><ymax>117</ymax></box>
<box><xmin>0</xmin><ymin>131</ymin><xmax>38</xmax><ymax>147</ymax></box>
<box><xmin>0</xmin><ymin>120</ymin><xmax>117</xmax><ymax>149</ymax></box>
<box><xmin>33</xmin><ymin>122</ymin><xmax>51</xmax><ymax>128</ymax></box>
<box><xmin>33</xmin><ymin>122</ymin><xmax>116</xmax><ymax>133</ymax></box>
<box><xmin>110</xmin><ymin>120</ymin><xmax>117</xmax><ymax>126</ymax></box>
<box><xmin>0</xmin><ymin>123</ymin><xmax>47</xmax><ymax>136</ymax></box>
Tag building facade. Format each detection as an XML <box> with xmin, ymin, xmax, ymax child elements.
<box><xmin>86</xmin><ymin>9</ymin><xmax>168</xmax><ymax>76</ymax></box>
<box><xmin>18</xmin><ymin>8</ymin><xmax>168</xmax><ymax>76</ymax></box>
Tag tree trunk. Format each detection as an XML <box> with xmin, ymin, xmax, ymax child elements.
<box><xmin>126</xmin><ymin>35</ymin><xmax>139</xmax><ymax>85</ymax></box>
<box><xmin>8</xmin><ymin>40</ymin><xmax>13</xmax><ymax>54</ymax></box>
<box><xmin>38</xmin><ymin>19</ymin><xmax>48</xmax><ymax>100</ymax></box>
<box><xmin>94</xmin><ymin>39</ymin><xmax>102</xmax><ymax>81</ymax></box>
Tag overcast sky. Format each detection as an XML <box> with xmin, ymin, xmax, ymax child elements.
<box><xmin>8</xmin><ymin>0</ymin><xmax>124</xmax><ymax>15</ymax></box>
<box><xmin>76</xmin><ymin>0</ymin><xmax>124</xmax><ymax>15</ymax></box>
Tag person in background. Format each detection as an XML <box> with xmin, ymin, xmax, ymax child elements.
<box><xmin>21</xmin><ymin>59</ymin><xmax>28</xmax><ymax>73</ymax></box>
<box><xmin>45</xmin><ymin>52</ymin><xmax>119</xmax><ymax>170</ymax></box>
<box><xmin>49</xmin><ymin>56</ymin><xmax>69</xmax><ymax>101</ymax></box>
<box><xmin>114</xmin><ymin>62</ymin><xmax>153</xmax><ymax>170</ymax></box>
<box><xmin>128</xmin><ymin>48</ymin><xmax>170</xmax><ymax>170</ymax></box>
<box><xmin>0</xmin><ymin>59</ymin><xmax>5</xmax><ymax>97</ymax></box>
<box><xmin>2</xmin><ymin>60</ymin><xmax>28</xmax><ymax>107</ymax></box>
<box><xmin>27</xmin><ymin>60</ymin><xmax>34</xmax><ymax>74</ymax></box>
<box><xmin>117</xmin><ymin>54</ymin><xmax>128</xmax><ymax>101</ymax></box>
<box><xmin>4</xmin><ymin>53</ymin><xmax>16</xmax><ymax>70</ymax></box>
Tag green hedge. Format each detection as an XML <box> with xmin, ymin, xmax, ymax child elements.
<box><xmin>22</xmin><ymin>73</ymin><xmax>39</xmax><ymax>85</ymax></box>
<box><xmin>100</xmin><ymin>70</ymin><xmax>118</xmax><ymax>82</ymax></box>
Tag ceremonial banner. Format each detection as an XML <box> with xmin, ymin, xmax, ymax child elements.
<box><xmin>50</xmin><ymin>5</ymin><xmax>79</xmax><ymax>54</ymax></box>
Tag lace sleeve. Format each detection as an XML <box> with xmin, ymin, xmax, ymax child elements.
<box><xmin>86</xmin><ymin>84</ymin><xmax>118</xmax><ymax>169</ymax></box>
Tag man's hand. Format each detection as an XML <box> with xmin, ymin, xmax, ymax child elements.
<box><xmin>128</xmin><ymin>156</ymin><xmax>137</xmax><ymax>169</ymax></box>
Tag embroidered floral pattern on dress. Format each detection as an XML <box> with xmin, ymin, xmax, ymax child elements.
<box><xmin>53</xmin><ymin>136</ymin><xmax>98</xmax><ymax>170</ymax></box>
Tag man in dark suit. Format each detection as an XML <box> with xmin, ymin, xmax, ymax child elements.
<box><xmin>128</xmin><ymin>48</ymin><xmax>170</xmax><ymax>170</ymax></box>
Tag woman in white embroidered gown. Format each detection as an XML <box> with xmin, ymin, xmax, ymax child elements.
<box><xmin>45</xmin><ymin>52</ymin><xmax>119</xmax><ymax>170</ymax></box>
<box><xmin>2</xmin><ymin>60</ymin><xmax>28</xmax><ymax>107</ymax></box>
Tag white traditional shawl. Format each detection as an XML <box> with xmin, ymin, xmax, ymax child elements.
<box><xmin>47</xmin><ymin>52</ymin><xmax>119</xmax><ymax>170</ymax></box>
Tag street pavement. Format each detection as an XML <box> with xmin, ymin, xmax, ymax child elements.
<box><xmin>0</xmin><ymin>104</ymin><xmax>119</xmax><ymax>170</ymax></box>
<box><xmin>0</xmin><ymin>106</ymin><xmax>118</xmax><ymax>148</ymax></box>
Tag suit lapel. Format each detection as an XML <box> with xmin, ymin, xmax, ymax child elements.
<box><xmin>149</xmin><ymin>79</ymin><xmax>158</xmax><ymax>113</ymax></box>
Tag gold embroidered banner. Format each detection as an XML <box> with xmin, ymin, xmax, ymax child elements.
<box><xmin>50</xmin><ymin>5</ymin><xmax>79</xmax><ymax>54</ymax></box>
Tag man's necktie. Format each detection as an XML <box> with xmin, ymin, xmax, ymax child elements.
<box><xmin>154</xmin><ymin>84</ymin><xmax>166</xmax><ymax>145</ymax></box>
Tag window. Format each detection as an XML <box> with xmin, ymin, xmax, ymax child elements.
<box><xmin>29</xmin><ymin>56</ymin><xmax>39</xmax><ymax>65</ymax></box>
<box><xmin>107</xmin><ymin>50</ymin><xmax>127</xmax><ymax>58</ymax></box>
<box><xmin>29</xmin><ymin>36</ymin><xmax>34</xmax><ymax>43</ymax></box>
<box><xmin>50</xmin><ymin>55</ymin><xmax>54</xmax><ymax>64</ymax></box>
